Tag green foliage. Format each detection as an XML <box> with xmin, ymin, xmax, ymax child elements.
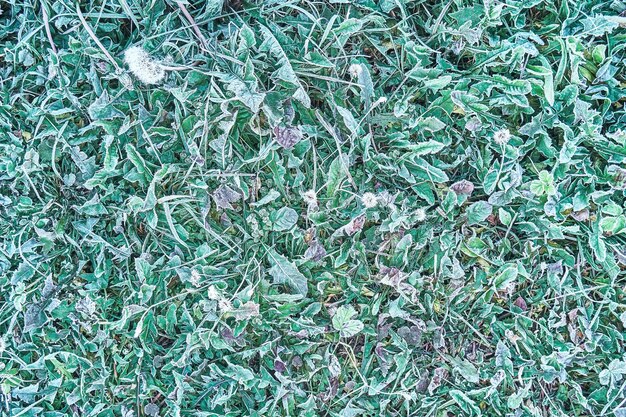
<box><xmin>1</xmin><ymin>0</ymin><xmax>626</xmax><ymax>416</ymax></box>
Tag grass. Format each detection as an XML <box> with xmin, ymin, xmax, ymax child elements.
<box><xmin>1</xmin><ymin>0</ymin><xmax>626</xmax><ymax>416</ymax></box>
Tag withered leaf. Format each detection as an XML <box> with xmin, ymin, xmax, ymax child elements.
<box><xmin>274</xmin><ymin>125</ymin><xmax>303</xmax><ymax>149</ymax></box>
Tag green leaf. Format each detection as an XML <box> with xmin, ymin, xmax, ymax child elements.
<box><xmin>423</xmin><ymin>75</ymin><xmax>452</xmax><ymax>92</ymax></box>
<box><xmin>498</xmin><ymin>208</ymin><xmax>512</xmax><ymax>226</ymax></box>
<box><xmin>336</xmin><ymin>105</ymin><xmax>359</xmax><ymax>136</ymax></box>
<box><xmin>332</xmin><ymin>305</ymin><xmax>364</xmax><ymax>338</ymax></box>
<box><xmin>224</xmin><ymin>76</ymin><xmax>265</xmax><ymax>113</ymax></box>
<box><xmin>11</xmin><ymin>263</ymin><xmax>35</xmax><ymax>285</ymax></box>
<box><xmin>507</xmin><ymin>386</ymin><xmax>528</xmax><ymax>409</ymax></box>
<box><xmin>449</xmin><ymin>390</ymin><xmax>481</xmax><ymax>415</ymax></box>
<box><xmin>326</xmin><ymin>156</ymin><xmax>348</xmax><ymax>197</ymax></box>
<box><xmin>271</xmin><ymin>207</ymin><xmax>299</xmax><ymax>231</ymax></box>
<box><xmin>406</xmin><ymin>157</ymin><xmax>449</xmax><ymax>183</ymax></box>
<box><xmin>453</xmin><ymin>359</ymin><xmax>480</xmax><ymax>383</ymax></box>
<box><xmin>466</xmin><ymin>201</ymin><xmax>492</xmax><ymax>225</ymax></box>
<box><xmin>590</xmin><ymin>222</ymin><xmax>607</xmax><ymax>262</ymax></box>
<box><xmin>414</xmin><ymin>117</ymin><xmax>446</xmax><ymax>132</ymax></box>
<box><xmin>259</xmin><ymin>24</ymin><xmax>311</xmax><ymax>108</ymax></box>
<box><xmin>409</xmin><ymin>140</ymin><xmax>446</xmax><ymax>156</ymax></box>
<box><xmin>599</xmin><ymin>359</ymin><xmax>626</xmax><ymax>386</ymax></box>
<box><xmin>529</xmin><ymin>180</ymin><xmax>544</xmax><ymax>196</ymax></box>
<box><xmin>353</xmin><ymin>63</ymin><xmax>374</xmax><ymax>106</ymax></box>
<box><xmin>580</xmin><ymin>15</ymin><xmax>619</xmax><ymax>37</ymax></box>
<box><xmin>223</xmin><ymin>362</ymin><xmax>255</xmax><ymax>384</ymax></box>
<box><xmin>451</xmin><ymin>91</ymin><xmax>489</xmax><ymax>113</ymax></box>
<box><xmin>251</xmin><ymin>189</ymin><xmax>280</xmax><ymax>207</ymax></box>
<box><xmin>493</xmin><ymin>265</ymin><xmax>518</xmax><ymax>291</ymax></box>
<box><xmin>304</xmin><ymin>51</ymin><xmax>334</xmax><ymax>68</ymax></box>
<box><xmin>125</xmin><ymin>144</ymin><xmax>151</xmax><ymax>181</ymax></box>
<box><xmin>492</xmin><ymin>75</ymin><xmax>532</xmax><ymax>95</ymax></box>
<box><xmin>88</xmin><ymin>91</ymin><xmax>125</xmax><ymax>120</ymax></box>
<box><xmin>600</xmin><ymin>216</ymin><xmax>626</xmax><ymax>234</ymax></box>
<box><xmin>333</xmin><ymin>18</ymin><xmax>364</xmax><ymax>47</ymax></box>
<box><xmin>267</xmin><ymin>250</ymin><xmax>308</xmax><ymax>296</ymax></box>
<box><xmin>495</xmin><ymin>341</ymin><xmax>512</xmax><ymax>369</ymax></box>
<box><xmin>559</xmin><ymin>140</ymin><xmax>577</xmax><ymax>164</ymax></box>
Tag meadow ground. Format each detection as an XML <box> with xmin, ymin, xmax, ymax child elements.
<box><xmin>1</xmin><ymin>0</ymin><xmax>626</xmax><ymax>416</ymax></box>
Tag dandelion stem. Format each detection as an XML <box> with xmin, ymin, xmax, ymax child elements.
<box><xmin>176</xmin><ymin>2</ymin><xmax>208</xmax><ymax>50</ymax></box>
<box><xmin>75</xmin><ymin>3</ymin><xmax>121</xmax><ymax>72</ymax></box>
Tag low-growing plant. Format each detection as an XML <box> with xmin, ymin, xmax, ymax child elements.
<box><xmin>1</xmin><ymin>0</ymin><xmax>626</xmax><ymax>416</ymax></box>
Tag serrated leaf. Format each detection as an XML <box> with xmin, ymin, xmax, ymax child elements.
<box><xmin>590</xmin><ymin>221</ymin><xmax>607</xmax><ymax>262</ymax></box>
<box><xmin>88</xmin><ymin>91</ymin><xmax>125</xmax><ymax>120</ymax></box>
<box><xmin>268</xmin><ymin>250</ymin><xmax>308</xmax><ymax>296</ymax></box>
<box><xmin>449</xmin><ymin>390</ymin><xmax>481</xmax><ymax>415</ymax></box>
<box><xmin>259</xmin><ymin>24</ymin><xmax>310</xmax><ymax>108</ymax></box>
<box><xmin>333</xmin><ymin>18</ymin><xmax>364</xmax><ymax>47</ymax></box>
<box><xmin>492</xmin><ymin>75</ymin><xmax>532</xmax><ymax>95</ymax></box>
<box><xmin>580</xmin><ymin>15</ymin><xmax>619</xmax><ymax>37</ymax></box>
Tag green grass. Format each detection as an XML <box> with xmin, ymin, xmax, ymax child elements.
<box><xmin>2</xmin><ymin>0</ymin><xmax>626</xmax><ymax>416</ymax></box>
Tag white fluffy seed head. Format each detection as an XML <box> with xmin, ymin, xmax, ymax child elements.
<box><xmin>302</xmin><ymin>189</ymin><xmax>317</xmax><ymax>206</ymax></box>
<box><xmin>493</xmin><ymin>128</ymin><xmax>511</xmax><ymax>145</ymax></box>
<box><xmin>415</xmin><ymin>208</ymin><xmax>426</xmax><ymax>222</ymax></box>
<box><xmin>361</xmin><ymin>192</ymin><xmax>378</xmax><ymax>208</ymax></box>
<box><xmin>124</xmin><ymin>46</ymin><xmax>165</xmax><ymax>85</ymax></box>
<box><xmin>207</xmin><ymin>285</ymin><xmax>220</xmax><ymax>300</ymax></box>
<box><xmin>348</xmin><ymin>63</ymin><xmax>363</xmax><ymax>78</ymax></box>
<box><xmin>190</xmin><ymin>269</ymin><xmax>201</xmax><ymax>287</ymax></box>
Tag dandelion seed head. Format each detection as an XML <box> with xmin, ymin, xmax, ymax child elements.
<box><xmin>493</xmin><ymin>128</ymin><xmax>511</xmax><ymax>145</ymax></box>
<box><xmin>361</xmin><ymin>192</ymin><xmax>378</xmax><ymax>208</ymax></box>
<box><xmin>415</xmin><ymin>208</ymin><xmax>427</xmax><ymax>222</ymax></box>
<box><xmin>348</xmin><ymin>63</ymin><xmax>363</xmax><ymax>78</ymax></box>
<box><xmin>190</xmin><ymin>269</ymin><xmax>201</xmax><ymax>287</ymax></box>
<box><xmin>302</xmin><ymin>189</ymin><xmax>317</xmax><ymax>206</ymax></box>
<box><xmin>124</xmin><ymin>46</ymin><xmax>165</xmax><ymax>85</ymax></box>
<box><xmin>207</xmin><ymin>285</ymin><xmax>220</xmax><ymax>300</ymax></box>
